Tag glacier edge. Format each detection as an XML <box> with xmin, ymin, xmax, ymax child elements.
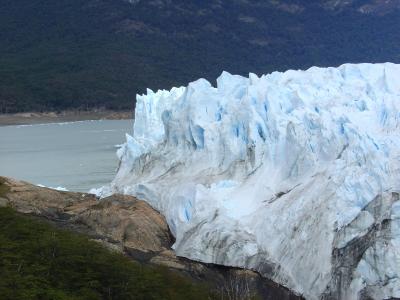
<box><xmin>101</xmin><ymin>63</ymin><xmax>400</xmax><ymax>300</ymax></box>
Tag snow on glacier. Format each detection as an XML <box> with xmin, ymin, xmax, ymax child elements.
<box><xmin>101</xmin><ymin>63</ymin><xmax>400</xmax><ymax>299</ymax></box>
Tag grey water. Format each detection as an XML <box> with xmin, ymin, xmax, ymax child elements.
<box><xmin>0</xmin><ymin>120</ymin><xmax>132</xmax><ymax>192</ymax></box>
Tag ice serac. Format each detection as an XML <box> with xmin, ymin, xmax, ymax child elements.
<box><xmin>104</xmin><ymin>63</ymin><xmax>400</xmax><ymax>300</ymax></box>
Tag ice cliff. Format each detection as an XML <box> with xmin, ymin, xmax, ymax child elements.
<box><xmin>102</xmin><ymin>63</ymin><xmax>400</xmax><ymax>299</ymax></box>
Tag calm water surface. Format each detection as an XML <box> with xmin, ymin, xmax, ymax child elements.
<box><xmin>0</xmin><ymin>120</ymin><xmax>132</xmax><ymax>192</ymax></box>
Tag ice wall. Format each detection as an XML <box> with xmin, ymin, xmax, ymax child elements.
<box><xmin>103</xmin><ymin>63</ymin><xmax>400</xmax><ymax>299</ymax></box>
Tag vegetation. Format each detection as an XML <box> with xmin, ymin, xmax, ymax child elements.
<box><xmin>0</xmin><ymin>0</ymin><xmax>399</xmax><ymax>113</ymax></box>
<box><xmin>0</xmin><ymin>178</ymin><xmax>10</xmax><ymax>197</ymax></box>
<box><xmin>0</xmin><ymin>207</ymin><xmax>215</xmax><ymax>300</ymax></box>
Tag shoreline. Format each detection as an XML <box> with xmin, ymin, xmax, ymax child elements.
<box><xmin>0</xmin><ymin>110</ymin><xmax>133</xmax><ymax>126</ymax></box>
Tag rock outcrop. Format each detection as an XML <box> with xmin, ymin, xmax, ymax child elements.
<box><xmin>0</xmin><ymin>176</ymin><xmax>301</xmax><ymax>299</ymax></box>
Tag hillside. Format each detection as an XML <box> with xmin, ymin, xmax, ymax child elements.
<box><xmin>0</xmin><ymin>0</ymin><xmax>399</xmax><ymax>113</ymax></box>
<box><xmin>0</xmin><ymin>176</ymin><xmax>302</xmax><ymax>299</ymax></box>
<box><xmin>0</xmin><ymin>207</ymin><xmax>216</xmax><ymax>300</ymax></box>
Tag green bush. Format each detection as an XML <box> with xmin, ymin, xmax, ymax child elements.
<box><xmin>0</xmin><ymin>178</ymin><xmax>10</xmax><ymax>197</ymax></box>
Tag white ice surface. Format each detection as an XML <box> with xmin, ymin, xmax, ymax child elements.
<box><xmin>37</xmin><ymin>184</ymin><xmax>69</xmax><ymax>192</ymax></box>
<box><xmin>101</xmin><ymin>63</ymin><xmax>400</xmax><ymax>299</ymax></box>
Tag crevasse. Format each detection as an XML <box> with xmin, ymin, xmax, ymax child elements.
<box><xmin>101</xmin><ymin>63</ymin><xmax>400</xmax><ymax>300</ymax></box>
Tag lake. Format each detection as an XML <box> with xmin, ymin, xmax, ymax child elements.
<box><xmin>0</xmin><ymin>120</ymin><xmax>132</xmax><ymax>192</ymax></box>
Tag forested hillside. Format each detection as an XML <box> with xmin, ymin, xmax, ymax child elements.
<box><xmin>0</xmin><ymin>0</ymin><xmax>399</xmax><ymax>112</ymax></box>
<box><xmin>0</xmin><ymin>207</ymin><xmax>215</xmax><ymax>299</ymax></box>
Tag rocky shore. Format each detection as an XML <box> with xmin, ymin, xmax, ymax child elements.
<box><xmin>0</xmin><ymin>110</ymin><xmax>132</xmax><ymax>126</ymax></box>
<box><xmin>0</xmin><ymin>176</ymin><xmax>302</xmax><ymax>299</ymax></box>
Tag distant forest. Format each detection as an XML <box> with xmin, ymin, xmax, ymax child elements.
<box><xmin>0</xmin><ymin>0</ymin><xmax>399</xmax><ymax>113</ymax></box>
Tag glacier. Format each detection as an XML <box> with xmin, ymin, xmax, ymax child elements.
<box><xmin>100</xmin><ymin>63</ymin><xmax>400</xmax><ymax>300</ymax></box>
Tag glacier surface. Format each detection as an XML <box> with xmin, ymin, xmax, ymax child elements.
<box><xmin>102</xmin><ymin>63</ymin><xmax>400</xmax><ymax>299</ymax></box>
